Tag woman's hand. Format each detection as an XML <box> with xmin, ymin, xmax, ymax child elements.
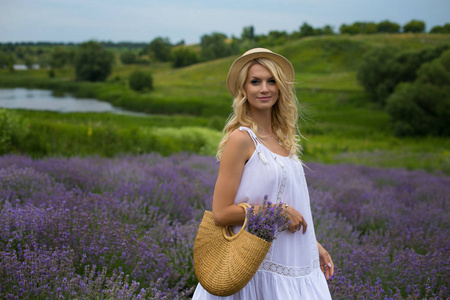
<box><xmin>317</xmin><ymin>241</ymin><xmax>334</xmax><ymax>280</ymax></box>
<box><xmin>285</xmin><ymin>205</ymin><xmax>307</xmax><ymax>234</ymax></box>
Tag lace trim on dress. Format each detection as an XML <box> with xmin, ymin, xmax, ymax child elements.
<box><xmin>259</xmin><ymin>258</ymin><xmax>320</xmax><ymax>278</ymax></box>
<box><xmin>274</xmin><ymin>156</ymin><xmax>287</xmax><ymax>203</ymax></box>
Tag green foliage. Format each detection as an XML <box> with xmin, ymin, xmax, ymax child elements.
<box><xmin>357</xmin><ymin>44</ymin><xmax>450</xmax><ymax>104</ymax></box>
<box><xmin>0</xmin><ymin>51</ymin><xmax>9</xmax><ymax>68</ymax></box>
<box><xmin>170</xmin><ymin>47</ymin><xmax>199</xmax><ymax>68</ymax></box>
<box><xmin>430</xmin><ymin>23</ymin><xmax>450</xmax><ymax>34</ymax></box>
<box><xmin>386</xmin><ymin>50</ymin><xmax>450</xmax><ymax>137</ymax></box>
<box><xmin>200</xmin><ymin>32</ymin><xmax>232</xmax><ymax>61</ymax></box>
<box><xmin>340</xmin><ymin>22</ymin><xmax>378</xmax><ymax>35</ymax></box>
<box><xmin>128</xmin><ymin>70</ymin><xmax>153</xmax><ymax>92</ymax></box>
<box><xmin>377</xmin><ymin>20</ymin><xmax>400</xmax><ymax>33</ymax></box>
<box><xmin>11</xmin><ymin>110</ymin><xmax>220</xmax><ymax>157</ymax></box>
<box><xmin>416</xmin><ymin>58</ymin><xmax>450</xmax><ymax>87</ymax></box>
<box><xmin>74</xmin><ymin>41</ymin><xmax>114</xmax><ymax>82</ymax></box>
<box><xmin>119</xmin><ymin>51</ymin><xmax>137</xmax><ymax>64</ymax></box>
<box><xmin>241</xmin><ymin>26</ymin><xmax>255</xmax><ymax>40</ymax></box>
<box><xmin>265</xmin><ymin>30</ymin><xmax>289</xmax><ymax>46</ymax></box>
<box><xmin>386</xmin><ymin>83</ymin><xmax>450</xmax><ymax>136</ymax></box>
<box><xmin>145</xmin><ymin>37</ymin><xmax>172</xmax><ymax>62</ymax></box>
<box><xmin>321</xmin><ymin>25</ymin><xmax>335</xmax><ymax>35</ymax></box>
<box><xmin>403</xmin><ymin>20</ymin><xmax>426</xmax><ymax>33</ymax></box>
<box><xmin>0</xmin><ymin>108</ymin><xmax>28</xmax><ymax>154</ymax></box>
<box><xmin>300</xmin><ymin>22</ymin><xmax>315</xmax><ymax>37</ymax></box>
<box><xmin>24</xmin><ymin>55</ymin><xmax>34</xmax><ymax>69</ymax></box>
<box><xmin>51</xmin><ymin>47</ymin><xmax>72</xmax><ymax>68</ymax></box>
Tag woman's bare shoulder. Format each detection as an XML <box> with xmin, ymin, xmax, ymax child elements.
<box><xmin>223</xmin><ymin>128</ymin><xmax>255</xmax><ymax>161</ymax></box>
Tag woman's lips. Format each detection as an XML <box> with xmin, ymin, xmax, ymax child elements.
<box><xmin>258</xmin><ymin>96</ymin><xmax>271</xmax><ymax>101</ymax></box>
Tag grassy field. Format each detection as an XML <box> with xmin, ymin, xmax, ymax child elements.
<box><xmin>1</xmin><ymin>33</ymin><xmax>450</xmax><ymax>173</ymax></box>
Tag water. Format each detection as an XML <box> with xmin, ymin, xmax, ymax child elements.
<box><xmin>0</xmin><ymin>88</ymin><xmax>146</xmax><ymax>116</ymax></box>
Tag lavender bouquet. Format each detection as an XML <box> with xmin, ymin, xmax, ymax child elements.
<box><xmin>245</xmin><ymin>195</ymin><xmax>290</xmax><ymax>243</ymax></box>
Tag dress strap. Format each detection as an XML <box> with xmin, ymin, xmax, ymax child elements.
<box><xmin>239</xmin><ymin>126</ymin><xmax>260</xmax><ymax>146</ymax></box>
<box><xmin>239</xmin><ymin>126</ymin><xmax>268</xmax><ymax>164</ymax></box>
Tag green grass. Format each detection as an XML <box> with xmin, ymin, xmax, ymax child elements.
<box><xmin>1</xmin><ymin>33</ymin><xmax>450</xmax><ymax>173</ymax></box>
<box><xmin>9</xmin><ymin>110</ymin><xmax>223</xmax><ymax>157</ymax></box>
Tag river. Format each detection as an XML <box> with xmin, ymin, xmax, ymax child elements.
<box><xmin>0</xmin><ymin>88</ymin><xmax>146</xmax><ymax>116</ymax></box>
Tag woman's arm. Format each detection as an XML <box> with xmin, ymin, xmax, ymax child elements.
<box><xmin>212</xmin><ymin>129</ymin><xmax>255</xmax><ymax>226</ymax></box>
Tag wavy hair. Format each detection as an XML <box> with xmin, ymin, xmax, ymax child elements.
<box><xmin>217</xmin><ymin>57</ymin><xmax>303</xmax><ymax>160</ymax></box>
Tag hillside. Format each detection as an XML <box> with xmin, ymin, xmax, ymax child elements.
<box><xmin>1</xmin><ymin>33</ymin><xmax>449</xmax><ymax>172</ymax></box>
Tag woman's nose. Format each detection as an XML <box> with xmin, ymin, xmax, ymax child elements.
<box><xmin>260</xmin><ymin>82</ymin><xmax>269</xmax><ymax>92</ymax></box>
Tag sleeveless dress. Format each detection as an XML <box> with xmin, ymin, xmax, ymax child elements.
<box><xmin>192</xmin><ymin>127</ymin><xmax>332</xmax><ymax>299</ymax></box>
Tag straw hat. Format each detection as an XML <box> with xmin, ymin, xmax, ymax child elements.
<box><xmin>226</xmin><ymin>48</ymin><xmax>295</xmax><ymax>98</ymax></box>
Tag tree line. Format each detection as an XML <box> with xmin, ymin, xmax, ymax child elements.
<box><xmin>2</xmin><ymin>19</ymin><xmax>450</xmax><ymax>71</ymax></box>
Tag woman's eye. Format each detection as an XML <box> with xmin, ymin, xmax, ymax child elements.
<box><xmin>250</xmin><ymin>80</ymin><xmax>259</xmax><ymax>85</ymax></box>
<box><xmin>268</xmin><ymin>79</ymin><xmax>276</xmax><ymax>84</ymax></box>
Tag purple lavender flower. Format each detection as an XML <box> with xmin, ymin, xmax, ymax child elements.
<box><xmin>245</xmin><ymin>195</ymin><xmax>289</xmax><ymax>243</ymax></box>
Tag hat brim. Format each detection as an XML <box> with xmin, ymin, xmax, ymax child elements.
<box><xmin>226</xmin><ymin>48</ymin><xmax>295</xmax><ymax>98</ymax></box>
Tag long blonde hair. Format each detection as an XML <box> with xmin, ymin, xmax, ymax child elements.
<box><xmin>217</xmin><ymin>57</ymin><xmax>303</xmax><ymax>160</ymax></box>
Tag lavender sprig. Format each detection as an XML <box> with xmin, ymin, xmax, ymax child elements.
<box><xmin>245</xmin><ymin>195</ymin><xmax>289</xmax><ymax>243</ymax></box>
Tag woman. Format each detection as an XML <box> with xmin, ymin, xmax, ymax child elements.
<box><xmin>192</xmin><ymin>48</ymin><xmax>333</xmax><ymax>299</ymax></box>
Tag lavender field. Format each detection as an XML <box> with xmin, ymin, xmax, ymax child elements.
<box><xmin>0</xmin><ymin>153</ymin><xmax>448</xmax><ymax>299</ymax></box>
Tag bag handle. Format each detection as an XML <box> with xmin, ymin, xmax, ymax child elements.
<box><xmin>222</xmin><ymin>203</ymin><xmax>251</xmax><ymax>241</ymax></box>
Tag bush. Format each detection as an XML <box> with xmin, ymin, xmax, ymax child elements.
<box><xmin>357</xmin><ymin>45</ymin><xmax>449</xmax><ymax>104</ymax></box>
<box><xmin>74</xmin><ymin>41</ymin><xmax>114</xmax><ymax>82</ymax></box>
<box><xmin>144</xmin><ymin>37</ymin><xmax>172</xmax><ymax>62</ymax></box>
<box><xmin>430</xmin><ymin>23</ymin><xmax>450</xmax><ymax>34</ymax></box>
<box><xmin>200</xmin><ymin>32</ymin><xmax>232</xmax><ymax>61</ymax></box>
<box><xmin>119</xmin><ymin>51</ymin><xmax>137</xmax><ymax>64</ymax></box>
<box><xmin>0</xmin><ymin>108</ymin><xmax>28</xmax><ymax>154</ymax></box>
<box><xmin>377</xmin><ymin>20</ymin><xmax>400</xmax><ymax>33</ymax></box>
<box><xmin>403</xmin><ymin>20</ymin><xmax>426</xmax><ymax>33</ymax></box>
<box><xmin>386</xmin><ymin>83</ymin><xmax>450</xmax><ymax>136</ymax></box>
<box><xmin>386</xmin><ymin>51</ymin><xmax>450</xmax><ymax>137</ymax></box>
<box><xmin>356</xmin><ymin>47</ymin><xmax>397</xmax><ymax>103</ymax></box>
<box><xmin>170</xmin><ymin>47</ymin><xmax>198</xmax><ymax>68</ymax></box>
<box><xmin>129</xmin><ymin>70</ymin><xmax>153</xmax><ymax>92</ymax></box>
<box><xmin>340</xmin><ymin>22</ymin><xmax>378</xmax><ymax>35</ymax></box>
<box><xmin>416</xmin><ymin>59</ymin><xmax>450</xmax><ymax>87</ymax></box>
<box><xmin>0</xmin><ymin>51</ymin><xmax>9</xmax><ymax>68</ymax></box>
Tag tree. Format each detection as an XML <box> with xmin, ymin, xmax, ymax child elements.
<box><xmin>51</xmin><ymin>47</ymin><xmax>71</xmax><ymax>69</ymax></box>
<box><xmin>322</xmin><ymin>25</ymin><xmax>334</xmax><ymax>35</ymax></box>
<box><xmin>386</xmin><ymin>83</ymin><xmax>450</xmax><ymax>137</ymax></box>
<box><xmin>145</xmin><ymin>37</ymin><xmax>172</xmax><ymax>62</ymax></box>
<box><xmin>200</xmin><ymin>32</ymin><xmax>232</xmax><ymax>61</ymax></box>
<box><xmin>416</xmin><ymin>50</ymin><xmax>450</xmax><ymax>87</ymax></box>
<box><xmin>403</xmin><ymin>20</ymin><xmax>426</xmax><ymax>33</ymax></box>
<box><xmin>241</xmin><ymin>26</ymin><xmax>255</xmax><ymax>40</ymax></box>
<box><xmin>377</xmin><ymin>20</ymin><xmax>400</xmax><ymax>33</ymax></box>
<box><xmin>170</xmin><ymin>47</ymin><xmax>198</xmax><ymax>68</ymax></box>
<box><xmin>362</xmin><ymin>22</ymin><xmax>378</xmax><ymax>34</ymax></box>
<box><xmin>340</xmin><ymin>23</ymin><xmax>360</xmax><ymax>35</ymax></box>
<box><xmin>120</xmin><ymin>51</ymin><xmax>137</xmax><ymax>64</ymax></box>
<box><xmin>300</xmin><ymin>22</ymin><xmax>314</xmax><ymax>37</ymax></box>
<box><xmin>357</xmin><ymin>45</ymin><xmax>449</xmax><ymax>104</ymax></box>
<box><xmin>0</xmin><ymin>51</ymin><xmax>10</xmax><ymax>68</ymax></box>
<box><xmin>74</xmin><ymin>41</ymin><xmax>114</xmax><ymax>82</ymax></box>
<box><xmin>24</xmin><ymin>55</ymin><xmax>34</xmax><ymax>69</ymax></box>
<box><xmin>129</xmin><ymin>70</ymin><xmax>153</xmax><ymax>92</ymax></box>
<box><xmin>430</xmin><ymin>23</ymin><xmax>450</xmax><ymax>33</ymax></box>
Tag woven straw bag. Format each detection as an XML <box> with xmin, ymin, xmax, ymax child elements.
<box><xmin>193</xmin><ymin>203</ymin><xmax>271</xmax><ymax>296</ymax></box>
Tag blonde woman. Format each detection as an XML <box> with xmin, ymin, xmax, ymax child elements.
<box><xmin>193</xmin><ymin>48</ymin><xmax>333</xmax><ymax>299</ymax></box>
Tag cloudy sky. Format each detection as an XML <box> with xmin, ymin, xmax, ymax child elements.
<box><xmin>1</xmin><ymin>0</ymin><xmax>449</xmax><ymax>44</ymax></box>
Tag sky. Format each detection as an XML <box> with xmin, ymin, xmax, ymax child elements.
<box><xmin>1</xmin><ymin>0</ymin><xmax>449</xmax><ymax>45</ymax></box>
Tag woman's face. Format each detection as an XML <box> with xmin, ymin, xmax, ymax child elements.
<box><xmin>244</xmin><ymin>63</ymin><xmax>279</xmax><ymax>112</ymax></box>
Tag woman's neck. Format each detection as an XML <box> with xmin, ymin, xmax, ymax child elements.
<box><xmin>251</xmin><ymin>109</ymin><xmax>273</xmax><ymax>135</ymax></box>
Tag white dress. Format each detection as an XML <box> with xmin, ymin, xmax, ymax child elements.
<box><xmin>192</xmin><ymin>127</ymin><xmax>332</xmax><ymax>299</ymax></box>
